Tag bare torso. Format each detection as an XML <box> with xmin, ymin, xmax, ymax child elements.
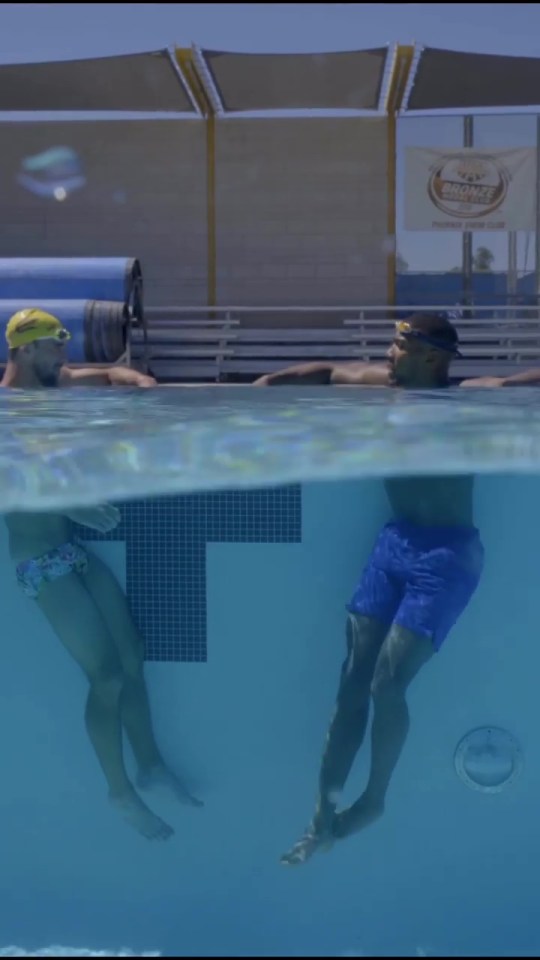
<box><xmin>345</xmin><ymin>368</ymin><xmax>475</xmax><ymax>526</ymax></box>
<box><xmin>384</xmin><ymin>475</ymin><xmax>474</xmax><ymax>526</ymax></box>
<box><xmin>5</xmin><ymin>512</ymin><xmax>71</xmax><ymax>562</ymax></box>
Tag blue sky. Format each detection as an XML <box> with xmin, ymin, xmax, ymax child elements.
<box><xmin>0</xmin><ymin>3</ymin><xmax>537</xmax><ymax>274</ymax></box>
<box><xmin>0</xmin><ymin>4</ymin><xmax>537</xmax><ymax>61</ymax></box>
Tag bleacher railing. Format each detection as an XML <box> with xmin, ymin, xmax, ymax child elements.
<box><xmin>132</xmin><ymin>304</ymin><xmax>540</xmax><ymax>382</ymax></box>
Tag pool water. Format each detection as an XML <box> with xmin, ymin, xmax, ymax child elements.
<box><xmin>1</xmin><ymin>387</ymin><xmax>540</xmax><ymax>957</ymax></box>
<box><xmin>2</xmin><ymin>386</ymin><xmax>540</xmax><ymax>510</ymax></box>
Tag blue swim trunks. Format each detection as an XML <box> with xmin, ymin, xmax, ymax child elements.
<box><xmin>347</xmin><ymin>521</ymin><xmax>484</xmax><ymax>650</ymax></box>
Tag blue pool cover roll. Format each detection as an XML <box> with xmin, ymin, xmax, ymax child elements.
<box><xmin>0</xmin><ymin>258</ymin><xmax>143</xmax><ymax>322</ymax></box>
<box><xmin>0</xmin><ymin>299</ymin><xmax>129</xmax><ymax>364</ymax></box>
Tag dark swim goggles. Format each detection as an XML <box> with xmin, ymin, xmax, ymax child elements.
<box><xmin>395</xmin><ymin>321</ymin><xmax>462</xmax><ymax>358</ymax></box>
<box><xmin>32</xmin><ymin>326</ymin><xmax>71</xmax><ymax>344</ymax></box>
<box><xmin>51</xmin><ymin>327</ymin><xmax>71</xmax><ymax>342</ymax></box>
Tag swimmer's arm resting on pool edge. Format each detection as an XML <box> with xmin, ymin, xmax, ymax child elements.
<box><xmin>499</xmin><ymin>367</ymin><xmax>540</xmax><ymax>386</ymax></box>
<box><xmin>255</xmin><ymin>363</ymin><xmax>540</xmax><ymax>389</ymax></box>
<box><xmin>460</xmin><ymin>368</ymin><xmax>540</xmax><ymax>387</ymax></box>
<box><xmin>59</xmin><ymin>365</ymin><xmax>156</xmax><ymax>388</ymax></box>
<box><xmin>253</xmin><ymin>362</ymin><xmax>389</xmax><ymax>387</ymax></box>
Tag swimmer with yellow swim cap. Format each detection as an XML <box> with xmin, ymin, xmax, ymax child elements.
<box><xmin>1</xmin><ymin>307</ymin><xmax>155</xmax><ymax>388</ymax></box>
<box><xmin>1</xmin><ymin>310</ymin><xmax>202</xmax><ymax>839</ymax></box>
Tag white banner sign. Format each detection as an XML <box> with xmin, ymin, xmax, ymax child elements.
<box><xmin>404</xmin><ymin>147</ymin><xmax>536</xmax><ymax>232</ymax></box>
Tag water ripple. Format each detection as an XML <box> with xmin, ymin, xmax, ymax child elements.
<box><xmin>1</xmin><ymin>386</ymin><xmax>540</xmax><ymax>510</ymax></box>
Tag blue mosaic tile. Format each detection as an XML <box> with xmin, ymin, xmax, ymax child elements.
<box><xmin>76</xmin><ymin>486</ymin><xmax>302</xmax><ymax>663</ymax></box>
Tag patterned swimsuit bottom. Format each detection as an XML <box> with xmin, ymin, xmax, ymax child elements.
<box><xmin>16</xmin><ymin>541</ymin><xmax>88</xmax><ymax>598</ymax></box>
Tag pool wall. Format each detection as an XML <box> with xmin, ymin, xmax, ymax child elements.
<box><xmin>0</xmin><ymin>476</ymin><xmax>539</xmax><ymax>957</ymax></box>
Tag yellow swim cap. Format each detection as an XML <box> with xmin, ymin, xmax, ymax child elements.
<box><xmin>6</xmin><ymin>309</ymin><xmax>71</xmax><ymax>349</ymax></box>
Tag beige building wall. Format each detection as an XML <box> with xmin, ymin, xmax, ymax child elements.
<box><xmin>0</xmin><ymin>120</ymin><xmax>208</xmax><ymax>306</ymax></box>
<box><xmin>0</xmin><ymin>117</ymin><xmax>389</xmax><ymax>311</ymax></box>
<box><xmin>215</xmin><ymin>117</ymin><xmax>389</xmax><ymax>306</ymax></box>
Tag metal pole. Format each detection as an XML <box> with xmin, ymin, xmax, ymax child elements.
<box><xmin>508</xmin><ymin>231</ymin><xmax>517</xmax><ymax>321</ymax></box>
<box><xmin>462</xmin><ymin>116</ymin><xmax>474</xmax><ymax>309</ymax></box>
<box><xmin>535</xmin><ymin>115</ymin><xmax>540</xmax><ymax>303</ymax></box>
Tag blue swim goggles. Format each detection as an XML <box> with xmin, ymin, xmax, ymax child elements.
<box><xmin>395</xmin><ymin>321</ymin><xmax>462</xmax><ymax>358</ymax></box>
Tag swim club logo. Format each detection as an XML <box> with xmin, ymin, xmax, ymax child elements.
<box><xmin>405</xmin><ymin>146</ymin><xmax>535</xmax><ymax>231</ymax></box>
<box><xmin>427</xmin><ymin>153</ymin><xmax>509</xmax><ymax>220</ymax></box>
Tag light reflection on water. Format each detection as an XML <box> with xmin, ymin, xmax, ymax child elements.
<box><xmin>1</xmin><ymin>385</ymin><xmax>540</xmax><ymax>511</ymax></box>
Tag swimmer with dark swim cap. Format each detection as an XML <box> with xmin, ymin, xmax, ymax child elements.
<box><xmin>1</xmin><ymin>307</ymin><xmax>155</xmax><ymax>388</ymax></box>
<box><xmin>255</xmin><ymin>313</ymin><xmax>540</xmax><ymax>867</ymax></box>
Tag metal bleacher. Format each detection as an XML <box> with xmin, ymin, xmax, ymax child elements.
<box><xmin>129</xmin><ymin>304</ymin><xmax>540</xmax><ymax>383</ymax></box>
